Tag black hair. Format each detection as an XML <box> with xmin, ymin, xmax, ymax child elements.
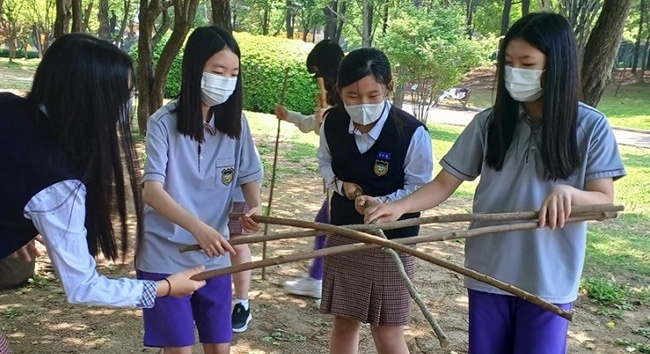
<box><xmin>176</xmin><ymin>25</ymin><xmax>243</xmax><ymax>141</ymax></box>
<box><xmin>306</xmin><ymin>39</ymin><xmax>344</xmax><ymax>105</ymax></box>
<box><xmin>487</xmin><ymin>12</ymin><xmax>581</xmax><ymax>180</ymax></box>
<box><xmin>28</xmin><ymin>33</ymin><xmax>142</xmax><ymax>261</ymax></box>
<box><xmin>337</xmin><ymin>47</ymin><xmax>392</xmax><ymax>89</ymax></box>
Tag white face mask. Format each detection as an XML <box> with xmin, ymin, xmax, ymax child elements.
<box><xmin>504</xmin><ymin>66</ymin><xmax>544</xmax><ymax>102</ymax></box>
<box><xmin>344</xmin><ymin>101</ymin><xmax>386</xmax><ymax>126</ymax></box>
<box><xmin>201</xmin><ymin>72</ymin><xmax>238</xmax><ymax>106</ymax></box>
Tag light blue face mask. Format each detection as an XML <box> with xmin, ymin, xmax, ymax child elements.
<box><xmin>504</xmin><ymin>66</ymin><xmax>544</xmax><ymax>102</ymax></box>
<box><xmin>200</xmin><ymin>72</ymin><xmax>238</xmax><ymax>106</ymax></box>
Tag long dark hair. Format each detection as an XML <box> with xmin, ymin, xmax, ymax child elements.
<box><xmin>28</xmin><ymin>33</ymin><xmax>142</xmax><ymax>261</ymax></box>
<box><xmin>487</xmin><ymin>12</ymin><xmax>581</xmax><ymax>180</ymax></box>
<box><xmin>307</xmin><ymin>39</ymin><xmax>344</xmax><ymax>106</ymax></box>
<box><xmin>177</xmin><ymin>25</ymin><xmax>243</xmax><ymax>141</ymax></box>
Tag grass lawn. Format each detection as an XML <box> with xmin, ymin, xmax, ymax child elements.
<box><xmin>0</xmin><ymin>57</ymin><xmax>40</xmax><ymax>92</ymax></box>
<box><xmin>467</xmin><ymin>83</ymin><xmax>650</xmax><ymax>131</ymax></box>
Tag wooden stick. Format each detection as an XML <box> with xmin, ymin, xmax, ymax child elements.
<box><xmin>190</xmin><ymin>214</ymin><xmax>615</xmax><ymax>281</ymax></box>
<box><xmin>261</xmin><ymin>67</ymin><xmax>291</xmax><ymax>280</ymax></box>
<box><xmin>190</xmin><ymin>213</ymin><xmax>621</xmax><ymax>320</ymax></box>
<box><xmin>316</xmin><ymin>77</ymin><xmax>328</xmax><ymax>108</ymax></box>
<box><xmin>375</xmin><ymin>227</ymin><xmax>449</xmax><ymax>347</ymax></box>
<box><xmin>179</xmin><ymin>205</ymin><xmax>623</xmax><ymax>253</ymax></box>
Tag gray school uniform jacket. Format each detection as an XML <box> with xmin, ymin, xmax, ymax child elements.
<box><xmin>136</xmin><ymin>100</ymin><xmax>263</xmax><ymax>274</ymax></box>
<box><xmin>441</xmin><ymin>103</ymin><xmax>626</xmax><ymax>303</ymax></box>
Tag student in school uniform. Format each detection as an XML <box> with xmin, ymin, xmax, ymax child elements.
<box><xmin>365</xmin><ymin>13</ymin><xmax>626</xmax><ymax>354</ymax></box>
<box><xmin>274</xmin><ymin>39</ymin><xmax>344</xmax><ymax>299</ymax></box>
<box><xmin>135</xmin><ymin>26</ymin><xmax>263</xmax><ymax>354</ymax></box>
<box><xmin>0</xmin><ymin>34</ymin><xmax>205</xmax><ymax>353</ymax></box>
<box><xmin>318</xmin><ymin>47</ymin><xmax>433</xmax><ymax>354</ymax></box>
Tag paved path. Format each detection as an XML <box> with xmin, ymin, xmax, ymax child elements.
<box><xmin>405</xmin><ymin>105</ymin><xmax>650</xmax><ymax>149</ymax></box>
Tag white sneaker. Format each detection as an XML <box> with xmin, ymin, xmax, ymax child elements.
<box><xmin>283</xmin><ymin>277</ymin><xmax>322</xmax><ymax>299</ymax></box>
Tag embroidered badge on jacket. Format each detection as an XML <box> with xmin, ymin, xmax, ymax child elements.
<box><xmin>222</xmin><ymin>167</ymin><xmax>234</xmax><ymax>186</ymax></box>
<box><xmin>374</xmin><ymin>151</ymin><xmax>391</xmax><ymax>177</ymax></box>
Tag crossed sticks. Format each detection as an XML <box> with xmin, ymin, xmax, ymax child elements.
<box><xmin>179</xmin><ymin>204</ymin><xmax>623</xmax><ymax>347</ymax></box>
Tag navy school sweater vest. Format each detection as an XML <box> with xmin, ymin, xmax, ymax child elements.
<box><xmin>323</xmin><ymin>104</ymin><xmax>426</xmax><ymax>239</ymax></box>
<box><xmin>0</xmin><ymin>93</ymin><xmax>77</xmax><ymax>258</ymax></box>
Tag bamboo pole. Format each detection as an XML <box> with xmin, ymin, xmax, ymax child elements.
<box><xmin>260</xmin><ymin>67</ymin><xmax>290</xmax><ymax>280</ymax></box>
<box><xmin>316</xmin><ymin>77</ymin><xmax>328</xmax><ymax>108</ymax></box>
<box><xmin>190</xmin><ymin>211</ymin><xmax>622</xmax><ymax>320</ymax></box>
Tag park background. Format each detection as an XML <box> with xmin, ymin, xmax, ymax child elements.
<box><xmin>0</xmin><ymin>0</ymin><xmax>649</xmax><ymax>353</ymax></box>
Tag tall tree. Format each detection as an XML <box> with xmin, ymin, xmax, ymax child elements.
<box><xmin>97</xmin><ymin>0</ymin><xmax>110</xmax><ymax>39</ymax></box>
<box><xmin>82</xmin><ymin>0</ymin><xmax>93</xmax><ymax>32</ymax></box>
<box><xmin>632</xmin><ymin>0</ymin><xmax>647</xmax><ymax>76</ymax></box>
<box><xmin>500</xmin><ymin>0</ymin><xmax>512</xmax><ymax>36</ymax></box>
<box><xmin>581</xmin><ymin>0</ymin><xmax>633</xmax><ymax>106</ymax></box>
<box><xmin>137</xmin><ymin>0</ymin><xmax>201</xmax><ymax>133</ymax></box>
<box><xmin>71</xmin><ymin>0</ymin><xmax>82</xmax><ymax>32</ymax></box>
<box><xmin>211</xmin><ymin>0</ymin><xmax>232</xmax><ymax>31</ymax></box>
<box><xmin>116</xmin><ymin>0</ymin><xmax>133</xmax><ymax>47</ymax></box>
<box><xmin>285</xmin><ymin>0</ymin><xmax>294</xmax><ymax>38</ymax></box>
<box><xmin>53</xmin><ymin>0</ymin><xmax>69</xmax><ymax>38</ymax></box>
<box><xmin>522</xmin><ymin>0</ymin><xmax>530</xmax><ymax>16</ymax></box>
<box><xmin>559</xmin><ymin>0</ymin><xmax>602</xmax><ymax>54</ymax></box>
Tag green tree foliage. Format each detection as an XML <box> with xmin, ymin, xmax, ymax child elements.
<box><xmin>377</xmin><ymin>5</ymin><xmax>494</xmax><ymax>122</ymax></box>
<box><xmin>132</xmin><ymin>32</ymin><xmax>319</xmax><ymax>115</ymax></box>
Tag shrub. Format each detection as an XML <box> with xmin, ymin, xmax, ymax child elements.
<box><xmin>0</xmin><ymin>49</ymin><xmax>40</xmax><ymax>59</ymax></box>
<box><xmin>131</xmin><ymin>32</ymin><xmax>319</xmax><ymax>115</ymax></box>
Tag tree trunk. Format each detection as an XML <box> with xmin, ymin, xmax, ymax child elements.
<box><xmin>152</xmin><ymin>5</ymin><xmax>172</xmax><ymax>47</ymax></box>
<box><xmin>334</xmin><ymin>1</ymin><xmax>345</xmax><ymax>42</ymax></box>
<box><xmin>643</xmin><ymin>33</ymin><xmax>650</xmax><ymax>79</ymax></box>
<box><xmin>522</xmin><ymin>0</ymin><xmax>530</xmax><ymax>16</ymax></box>
<box><xmin>0</xmin><ymin>0</ymin><xmax>4</xmax><ymax>16</ymax></box>
<box><xmin>632</xmin><ymin>0</ymin><xmax>646</xmax><ymax>75</ymax></box>
<box><xmin>285</xmin><ymin>0</ymin><xmax>293</xmax><ymax>38</ymax></box>
<box><xmin>71</xmin><ymin>0</ymin><xmax>82</xmax><ymax>32</ymax></box>
<box><xmin>211</xmin><ymin>0</ymin><xmax>232</xmax><ymax>31</ymax></box>
<box><xmin>54</xmin><ymin>0</ymin><xmax>67</xmax><ymax>38</ymax></box>
<box><xmin>381</xmin><ymin>0</ymin><xmax>388</xmax><ymax>35</ymax></box>
<box><xmin>137</xmin><ymin>0</ymin><xmax>201</xmax><ymax>134</ymax></box>
<box><xmin>323</xmin><ymin>2</ymin><xmax>336</xmax><ymax>40</ymax></box>
<box><xmin>466</xmin><ymin>0</ymin><xmax>474</xmax><ymax>38</ymax></box>
<box><xmin>32</xmin><ymin>25</ymin><xmax>43</xmax><ymax>58</ymax></box>
<box><xmin>361</xmin><ymin>0</ymin><xmax>372</xmax><ymax>46</ymax></box>
<box><xmin>581</xmin><ymin>0</ymin><xmax>632</xmax><ymax>107</ymax></box>
<box><xmin>262</xmin><ymin>0</ymin><xmax>269</xmax><ymax>35</ymax></box>
<box><xmin>98</xmin><ymin>0</ymin><xmax>110</xmax><ymax>40</ymax></box>
<box><xmin>116</xmin><ymin>0</ymin><xmax>132</xmax><ymax>48</ymax></box>
<box><xmin>82</xmin><ymin>0</ymin><xmax>93</xmax><ymax>32</ymax></box>
<box><xmin>500</xmin><ymin>0</ymin><xmax>512</xmax><ymax>35</ymax></box>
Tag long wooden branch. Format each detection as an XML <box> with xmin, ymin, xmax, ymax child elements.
<box><xmin>189</xmin><ymin>212</ymin><xmax>622</xmax><ymax>320</ymax></box>
<box><xmin>179</xmin><ymin>205</ymin><xmax>622</xmax><ymax>253</ymax></box>
<box><xmin>375</xmin><ymin>228</ymin><xmax>449</xmax><ymax>347</ymax></box>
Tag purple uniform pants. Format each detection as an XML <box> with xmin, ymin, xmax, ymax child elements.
<box><xmin>468</xmin><ymin>289</ymin><xmax>573</xmax><ymax>354</ymax></box>
<box><xmin>308</xmin><ymin>199</ymin><xmax>329</xmax><ymax>280</ymax></box>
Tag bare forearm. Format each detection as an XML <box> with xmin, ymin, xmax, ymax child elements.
<box><xmin>571</xmin><ymin>178</ymin><xmax>615</xmax><ymax>205</ymax></box>
<box><xmin>241</xmin><ymin>181</ymin><xmax>262</xmax><ymax>210</ymax></box>
<box><xmin>396</xmin><ymin>170</ymin><xmax>463</xmax><ymax>214</ymax></box>
<box><xmin>143</xmin><ymin>181</ymin><xmax>202</xmax><ymax>234</ymax></box>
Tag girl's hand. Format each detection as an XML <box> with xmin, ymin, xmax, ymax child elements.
<box><xmin>240</xmin><ymin>206</ymin><xmax>261</xmax><ymax>233</ymax></box>
<box><xmin>314</xmin><ymin>107</ymin><xmax>328</xmax><ymax>125</ymax></box>
<box><xmin>342</xmin><ymin>181</ymin><xmax>363</xmax><ymax>200</ymax></box>
<box><xmin>274</xmin><ymin>104</ymin><xmax>288</xmax><ymax>121</ymax></box>
<box><xmin>159</xmin><ymin>266</ymin><xmax>206</xmax><ymax>297</ymax></box>
<box><xmin>364</xmin><ymin>201</ymin><xmax>407</xmax><ymax>224</ymax></box>
<box><xmin>355</xmin><ymin>195</ymin><xmax>378</xmax><ymax>215</ymax></box>
<box><xmin>9</xmin><ymin>235</ymin><xmax>44</xmax><ymax>262</ymax></box>
<box><xmin>539</xmin><ymin>185</ymin><xmax>574</xmax><ymax>229</ymax></box>
<box><xmin>192</xmin><ymin>222</ymin><xmax>236</xmax><ymax>257</ymax></box>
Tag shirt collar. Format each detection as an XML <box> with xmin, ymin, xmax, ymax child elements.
<box><xmin>347</xmin><ymin>101</ymin><xmax>391</xmax><ymax>139</ymax></box>
<box><xmin>204</xmin><ymin>115</ymin><xmax>217</xmax><ymax>136</ymax></box>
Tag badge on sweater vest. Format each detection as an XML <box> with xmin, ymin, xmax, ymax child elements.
<box><xmin>222</xmin><ymin>167</ymin><xmax>234</xmax><ymax>186</ymax></box>
<box><xmin>374</xmin><ymin>151</ymin><xmax>391</xmax><ymax>177</ymax></box>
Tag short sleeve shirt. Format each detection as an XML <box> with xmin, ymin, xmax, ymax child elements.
<box><xmin>441</xmin><ymin>103</ymin><xmax>626</xmax><ymax>303</ymax></box>
<box><xmin>136</xmin><ymin>100</ymin><xmax>263</xmax><ymax>274</ymax></box>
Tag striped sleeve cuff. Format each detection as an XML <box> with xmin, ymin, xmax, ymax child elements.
<box><xmin>137</xmin><ymin>280</ymin><xmax>158</xmax><ymax>308</ymax></box>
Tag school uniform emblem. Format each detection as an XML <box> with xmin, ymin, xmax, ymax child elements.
<box><xmin>221</xmin><ymin>167</ymin><xmax>234</xmax><ymax>186</ymax></box>
<box><xmin>374</xmin><ymin>151</ymin><xmax>391</xmax><ymax>177</ymax></box>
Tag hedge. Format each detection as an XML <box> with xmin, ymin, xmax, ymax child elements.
<box><xmin>0</xmin><ymin>49</ymin><xmax>40</xmax><ymax>59</ymax></box>
<box><xmin>131</xmin><ymin>32</ymin><xmax>319</xmax><ymax>115</ymax></box>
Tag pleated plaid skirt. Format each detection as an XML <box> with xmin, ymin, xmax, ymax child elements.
<box><xmin>228</xmin><ymin>202</ymin><xmax>249</xmax><ymax>236</ymax></box>
<box><xmin>319</xmin><ymin>233</ymin><xmax>415</xmax><ymax>326</ymax></box>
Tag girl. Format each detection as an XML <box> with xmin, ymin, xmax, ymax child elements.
<box><xmin>275</xmin><ymin>39</ymin><xmax>344</xmax><ymax>299</ymax></box>
<box><xmin>0</xmin><ymin>34</ymin><xmax>204</xmax><ymax>352</ymax></box>
<box><xmin>135</xmin><ymin>26</ymin><xmax>263</xmax><ymax>354</ymax></box>
<box><xmin>365</xmin><ymin>13</ymin><xmax>626</xmax><ymax>354</ymax></box>
<box><xmin>318</xmin><ymin>47</ymin><xmax>433</xmax><ymax>354</ymax></box>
